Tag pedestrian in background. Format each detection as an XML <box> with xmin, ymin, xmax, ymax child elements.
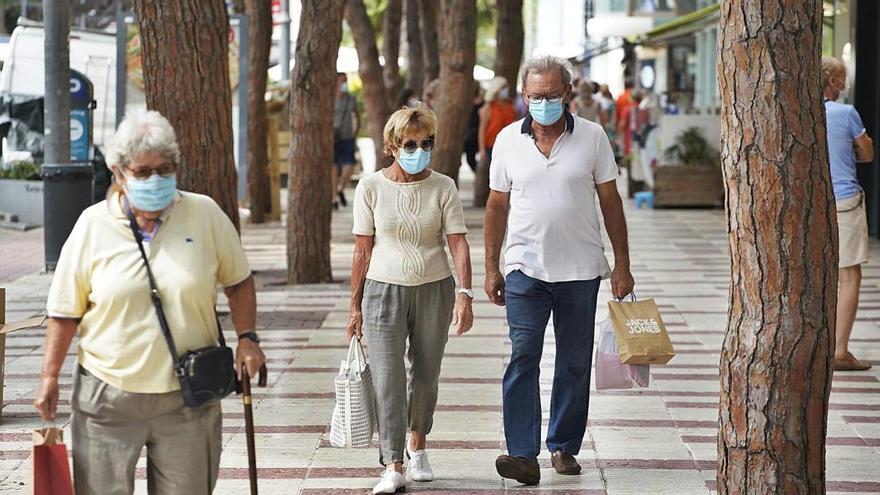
<box><xmin>484</xmin><ymin>55</ymin><xmax>634</xmax><ymax>486</ymax></box>
<box><xmin>33</xmin><ymin>110</ymin><xmax>266</xmax><ymax>494</ymax></box>
<box><xmin>822</xmin><ymin>56</ymin><xmax>875</xmax><ymax>371</ymax></box>
<box><xmin>464</xmin><ymin>85</ymin><xmax>485</xmax><ymax>172</ymax></box>
<box><xmin>479</xmin><ymin>76</ymin><xmax>517</xmax><ymax>169</ymax></box>
<box><xmin>334</xmin><ymin>72</ymin><xmax>361</xmax><ymax>209</ymax></box>
<box><xmin>572</xmin><ymin>79</ymin><xmax>606</xmax><ymax>127</ymax></box>
<box><xmin>347</xmin><ymin>104</ymin><xmax>475</xmax><ymax>494</ymax></box>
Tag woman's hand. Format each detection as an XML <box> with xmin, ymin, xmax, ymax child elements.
<box><xmin>236</xmin><ymin>339</ymin><xmax>266</xmax><ymax>381</ymax></box>
<box><xmin>34</xmin><ymin>376</ymin><xmax>59</xmax><ymax>421</ymax></box>
<box><xmin>451</xmin><ymin>295</ymin><xmax>474</xmax><ymax>336</ymax></box>
<box><xmin>346</xmin><ymin>308</ymin><xmax>364</xmax><ymax>341</ymax></box>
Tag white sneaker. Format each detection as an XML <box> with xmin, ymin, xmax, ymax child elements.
<box><xmin>406</xmin><ymin>446</ymin><xmax>433</xmax><ymax>482</ymax></box>
<box><xmin>372</xmin><ymin>469</ymin><xmax>406</xmax><ymax>494</ymax></box>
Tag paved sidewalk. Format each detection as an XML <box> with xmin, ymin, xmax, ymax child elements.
<box><xmin>0</xmin><ymin>172</ymin><xmax>879</xmax><ymax>494</ymax></box>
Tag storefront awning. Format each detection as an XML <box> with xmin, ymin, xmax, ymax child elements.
<box><xmin>632</xmin><ymin>3</ymin><xmax>720</xmax><ymax>45</ymax></box>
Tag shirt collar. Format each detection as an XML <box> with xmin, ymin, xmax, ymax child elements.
<box><xmin>521</xmin><ymin>110</ymin><xmax>575</xmax><ymax>137</ymax></box>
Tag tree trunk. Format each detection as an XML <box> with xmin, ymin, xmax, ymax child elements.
<box><xmin>494</xmin><ymin>0</ymin><xmax>523</xmax><ymax>94</ymax></box>
<box><xmin>382</xmin><ymin>0</ymin><xmax>403</xmax><ymax>109</ymax></box>
<box><xmin>404</xmin><ymin>0</ymin><xmax>424</xmax><ymax>98</ymax></box>
<box><xmin>430</xmin><ymin>0</ymin><xmax>475</xmax><ymax>183</ymax></box>
<box><xmin>286</xmin><ymin>0</ymin><xmax>344</xmax><ymax>284</ymax></box>
<box><xmin>245</xmin><ymin>0</ymin><xmax>272</xmax><ymax>224</ymax></box>
<box><xmin>717</xmin><ymin>1</ymin><xmax>836</xmax><ymax>493</ymax></box>
<box><xmin>474</xmin><ymin>0</ymin><xmax>523</xmax><ymax>206</ymax></box>
<box><xmin>345</xmin><ymin>0</ymin><xmax>391</xmax><ymax>172</ymax></box>
<box><xmin>417</xmin><ymin>0</ymin><xmax>439</xmax><ymax>87</ymax></box>
<box><xmin>132</xmin><ymin>0</ymin><xmax>240</xmax><ymax>230</ymax></box>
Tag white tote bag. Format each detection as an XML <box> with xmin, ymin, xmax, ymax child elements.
<box><xmin>330</xmin><ymin>338</ymin><xmax>377</xmax><ymax>448</ymax></box>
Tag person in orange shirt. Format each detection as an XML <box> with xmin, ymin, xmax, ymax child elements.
<box><xmin>479</xmin><ymin>76</ymin><xmax>518</xmax><ymax>166</ymax></box>
<box><xmin>616</xmin><ymin>81</ymin><xmax>636</xmax><ymax>155</ymax></box>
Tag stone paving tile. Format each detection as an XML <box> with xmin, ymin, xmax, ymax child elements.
<box><xmin>2</xmin><ymin>173</ymin><xmax>880</xmax><ymax>494</ymax></box>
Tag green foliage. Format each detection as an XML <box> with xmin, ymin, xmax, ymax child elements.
<box><xmin>0</xmin><ymin>161</ymin><xmax>40</xmax><ymax>180</ymax></box>
<box><xmin>665</xmin><ymin>127</ymin><xmax>720</xmax><ymax>167</ymax></box>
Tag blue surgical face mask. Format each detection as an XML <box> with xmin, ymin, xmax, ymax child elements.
<box><xmin>125</xmin><ymin>173</ymin><xmax>177</xmax><ymax>212</ymax></box>
<box><xmin>529</xmin><ymin>99</ymin><xmax>564</xmax><ymax>126</ymax></box>
<box><xmin>398</xmin><ymin>149</ymin><xmax>431</xmax><ymax>175</ymax></box>
<box><xmin>340</xmin><ymin>82</ymin><xmax>349</xmax><ymax>93</ymax></box>
<box><xmin>499</xmin><ymin>88</ymin><xmax>510</xmax><ymax>99</ymax></box>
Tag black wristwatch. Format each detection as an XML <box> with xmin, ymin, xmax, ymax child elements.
<box><xmin>237</xmin><ymin>331</ymin><xmax>261</xmax><ymax>344</ymax></box>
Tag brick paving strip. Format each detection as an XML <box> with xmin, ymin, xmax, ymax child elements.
<box><xmin>1</xmin><ymin>179</ymin><xmax>879</xmax><ymax>494</ymax></box>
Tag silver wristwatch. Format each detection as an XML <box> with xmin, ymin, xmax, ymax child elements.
<box><xmin>458</xmin><ymin>288</ymin><xmax>475</xmax><ymax>299</ymax></box>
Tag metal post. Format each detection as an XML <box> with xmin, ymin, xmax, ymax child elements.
<box><xmin>43</xmin><ymin>0</ymin><xmax>71</xmax><ymax>163</ymax></box>
<box><xmin>236</xmin><ymin>14</ymin><xmax>249</xmax><ymax>202</ymax></box>
<box><xmin>20</xmin><ymin>0</ymin><xmax>27</xmax><ymax>18</ymax></box>
<box><xmin>115</xmin><ymin>11</ymin><xmax>127</xmax><ymax>128</ymax></box>
<box><xmin>280</xmin><ymin>0</ymin><xmax>290</xmax><ymax>80</ymax></box>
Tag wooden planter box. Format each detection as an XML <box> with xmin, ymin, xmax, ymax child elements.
<box><xmin>653</xmin><ymin>165</ymin><xmax>724</xmax><ymax>208</ymax></box>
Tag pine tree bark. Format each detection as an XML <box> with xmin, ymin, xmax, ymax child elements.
<box><xmin>474</xmin><ymin>0</ymin><xmax>523</xmax><ymax>206</ymax></box>
<box><xmin>286</xmin><ymin>0</ymin><xmax>344</xmax><ymax>284</ymax></box>
<box><xmin>430</xmin><ymin>0</ymin><xmax>475</xmax><ymax>183</ymax></box>
<box><xmin>494</xmin><ymin>0</ymin><xmax>523</xmax><ymax>95</ymax></box>
<box><xmin>417</xmin><ymin>0</ymin><xmax>439</xmax><ymax>87</ymax></box>
<box><xmin>382</xmin><ymin>0</ymin><xmax>403</xmax><ymax>109</ymax></box>
<box><xmin>132</xmin><ymin>0</ymin><xmax>241</xmax><ymax>230</ymax></box>
<box><xmin>345</xmin><ymin>0</ymin><xmax>391</xmax><ymax>172</ymax></box>
<box><xmin>717</xmin><ymin>1</ymin><xmax>836</xmax><ymax>493</ymax></box>
<box><xmin>404</xmin><ymin>0</ymin><xmax>424</xmax><ymax>98</ymax></box>
<box><xmin>245</xmin><ymin>0</ymin><xmax>272</xmax><ymax>224</ymax></box>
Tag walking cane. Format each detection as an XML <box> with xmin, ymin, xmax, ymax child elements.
<box><xmin>241</xmin><ymin>364</ymin><xmax>268</xmax><ymax>495</ymax></box>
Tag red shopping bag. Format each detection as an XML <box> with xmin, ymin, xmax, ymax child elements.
<box><xmin>33</xmin><ymin>427</ymin><xmax>73</xmax><ymax>495</ymax></box>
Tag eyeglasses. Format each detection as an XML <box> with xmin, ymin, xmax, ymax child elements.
<box><xmin>124</xmin><ymin>162</ymin><xmax>176</xmax><ymax>180</ymax></box>
<box><xmin>400</xmin><ymin>137</ymin><xmax>435</xmax><ymax>154</ymax></box>
<box><xmin>526</xmin><ymin>93</ymin><xmax>565</xmax><ymax>104</ymax></box>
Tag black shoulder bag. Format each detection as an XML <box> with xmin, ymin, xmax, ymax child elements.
<box><xmin>127</xmin><ymin>208</ymin><xmax>238</xmax><ymax>407</ymax></box>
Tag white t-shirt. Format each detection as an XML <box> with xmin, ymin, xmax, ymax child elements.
<box><xmin>352</xmin><ymin>170</ymin><xmax>468</xmax><ymax>286</ymax></box>
<box><xmin>489</xmin><ymin>112</ymin><xmax>618</xmax><ymax>282</ymax></box>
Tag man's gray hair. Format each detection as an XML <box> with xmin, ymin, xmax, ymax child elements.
<box><xmin>105</xmin><ymin>110</ymin><xmax>181</xmax><ymax>169</ymax></box>
<box><xmin>521</xmin><ymin>55</ymin><xmax>574</xmax><ymax>90</ymax></box>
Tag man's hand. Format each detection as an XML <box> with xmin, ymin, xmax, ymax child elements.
<box><xmin>34</xmin><ymin>376</ymin><xmax>60</xmax><ymax>421</ymax></box>
<box><xmin>235</xmin><ymin>339</ymin><xmax>266</xmax><ymax>381</ymax></box>
<box><xmin>485</xmin><ymin>269</ymin><xmax>506</xmax><ymax>306</ymax></box>
<box><xmin>346</xmin><ymin>308</ymin><xmax>364</xmax><ymax>341</ymax></box>
<box><xmin>451</xmin><ymin>295</ymin><xmax>474</xmax><ymax>335</ymax></box>
<box><xmin>611</xmin><ymin>265</ymin><xmax>635</xmax><ymax>300</ymax></box>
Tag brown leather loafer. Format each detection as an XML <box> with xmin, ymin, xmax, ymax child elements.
<box><xmin>551</xmin><ymin>450</ymin><xmax>581</xmax><ymax>475</ymax></box>
<box><xmin>833</xmin><ymin>352</ymin><xmax>872</xmax><ymax>372</ymax></box>
<box><xmin>495</xmin><ymin>455</ymin><xmax>540</xmax><ymax>485</ymax></box>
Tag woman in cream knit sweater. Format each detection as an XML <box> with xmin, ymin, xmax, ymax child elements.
<box><xmin>347</xmin><ymin>103</ymin><xmax>474</xmax><ymax>494</ymax></box>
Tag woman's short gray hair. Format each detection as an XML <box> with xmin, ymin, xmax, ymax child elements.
<box><xmin>105</xmin><ymin>110</ymin><xmax>181</xmax><ymax>169</ymax></box>
<box><xmin>521</xmin><ymin>55</ymin><xmax>574</xmax><ymax>90</ymax></box>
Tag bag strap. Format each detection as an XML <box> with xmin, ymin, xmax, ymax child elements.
<box><xmin>126</xmin><ymin>204</ymin><xmax>183</xmax><ymax>369</ymax></box>
<box><xmin>125</xmin><ymin>203</ymin><xmax>229</xmax><ymax>368</ymax></box>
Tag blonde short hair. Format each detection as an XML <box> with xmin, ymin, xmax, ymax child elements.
<box><xmin>821</xmin><ymin>56</ymin><xmax>846</xmax><ymax>89</ymax></box>
<box><xmin>383</xmin><ymin>103</ymin><xmax>438</xmax><ymax>156</ymax></box>
<box><xmin>105</xmin><ymin>110</ymin><xmax>181</xmax><ymax>169</ymax></box>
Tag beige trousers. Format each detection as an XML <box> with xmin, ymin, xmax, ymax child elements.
<box><xmin>70</xmin><ymin>367</ymin><xmax>222</xmax><ymax>495</ymax></box>
<box><xmin>837</xmin><ymin>192</ymin><xmax>870</xmax><ymax>268</ymax></box>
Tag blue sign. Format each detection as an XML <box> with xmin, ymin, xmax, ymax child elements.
<box><xmin>70</xmin><ymin>109</ymin><xmax>89</xmax><ymax>161</ymax></box>
<box><xmin>69</xmin><ymin>70</ymin><xmax>93</xmax><ymax>162</ymax></box>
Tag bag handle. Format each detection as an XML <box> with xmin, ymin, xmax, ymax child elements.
<box><xmin>125</xmin><ymin>201</ymin><xmax>228</xmax><ymax>373</ymax></box>
<box><xmin>616</xmin><ymin>292</ymin><xmax>637</xmax><ymax>303</ymax></box>
<box><xmin>345</xmin><ymin>337</ymin><xmax>366</xmax><ymax>372</ymax></box>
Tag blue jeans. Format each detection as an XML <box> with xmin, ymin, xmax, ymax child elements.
<box><xmin>502</xmin><ymin>270</ymin><xmax>601</xmax><ymax>461</ymax></box>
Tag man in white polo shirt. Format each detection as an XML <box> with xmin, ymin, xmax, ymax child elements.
<box><xmin>485</xmin><ymin>55</ymin><xmax>634</xmax><ymax>485</ymax></box>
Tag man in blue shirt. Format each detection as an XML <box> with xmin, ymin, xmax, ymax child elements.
<box><xmin>822</xmin><ymin>56</ymin><xmax>874</xmax><ymax>371</ymax></box>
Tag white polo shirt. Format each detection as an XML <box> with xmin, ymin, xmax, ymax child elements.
<box><xmin>489</xmin><ymin>112</ymin><xmax>618</xmax><ymax>282</ymax></box>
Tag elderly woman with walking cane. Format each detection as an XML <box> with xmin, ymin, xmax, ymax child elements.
<box><xmin>34</xmin><ymin>110</ymin><xmax>266</xmax><ymax>495</ymax></box>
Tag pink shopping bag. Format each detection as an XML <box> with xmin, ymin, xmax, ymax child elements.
<box><xmin>595</xmin><ymin>318</ymin><xmax>650</xmax><ymax>390</ymax></box>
